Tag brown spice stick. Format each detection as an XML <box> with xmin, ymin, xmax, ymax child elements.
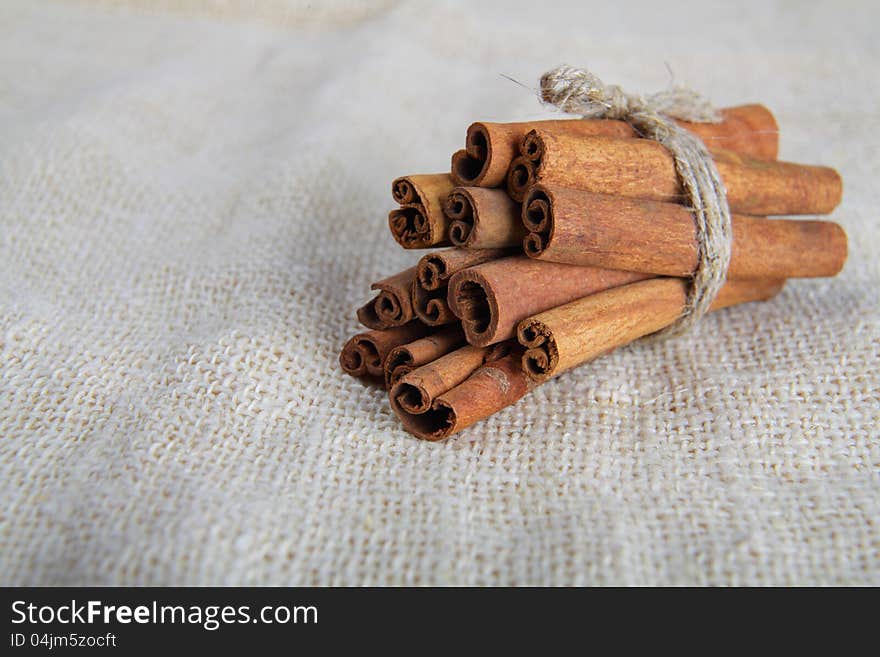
<box><xmin>523</xmin><ymin>184</ymin><xmax>848</xmax><ymax>279</ymax></box>
<box><xmin>517</xmin><ymin>277</ymin><xmax>785</xmax><ymax>383</ymax></box>
<box><xmin>451</xmin><ymin>104</ymin><xmax>779</xmax><ymax>188</ymax></box>
<box><xmin>686</xmin><ymin>104</ymin><xmax>779</xmax><ymax>158</ymax></box>
<box><xmin>390</xmin><ymin>353</ymin><xmax>531</xmax><ymax>441</ymax></box>
<box><xmin>394</xmin><ymin>277</ymin><xmax>783</xmax><ymax>440</ymax></box>
<box><xmin>357</xmin><ymin>266</ymin><xmax>419</xmax><ymax>330</ymax></box>
<box><xmin>445</xmin><ymin>187</ymin><xmax>526</xmax><ymax>249</ymax></box>
<box><xmin>389</xmin><ymin>341</ymin><xmax>512</xmax><ymax>416</ymax></box>
<box><xmin>447</xmin><ymin>255</ymin><xmax>649</xmax><ymax>347</ymax></box>
<box><xmin>507</xmin><ymin>133</ymin><xmax>842</xmax><ymax>214</ymax></box>
<box><xmin>383</xmin><ymin>324</ymin><xmax>467</xmax><ymax>389</ymax></box>
<box><xmin>339</xmin><ymin>322</ymin><xmax>430</xmax><ymax>383</ymax></box>
<box><xmin>389</xmin><ymin>174</ymin><xmax>456</xmax><ymax>248</ymax></box>
<box><xmin>412</xmin><ymin>247</ymin><xmax>510</xmax><ymax>326</ymax></box>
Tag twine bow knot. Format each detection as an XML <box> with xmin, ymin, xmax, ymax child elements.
<box><xmin>538</xmin><ymin>65</ymin><xmax>732</xmax><ymax>336</ymax></box>
<box><xmin>540</xmin><ymin>65</ymin><xmax>721</xmax><ymax>124</ymax></box>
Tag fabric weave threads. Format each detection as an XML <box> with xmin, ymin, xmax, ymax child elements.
<box><xmin>540</xmin><ymin>65</ymin><xmax>732</xmax><ymax>336</ymax></box>
<box><xmin>0</xmin><ymin>0</ymin><xmax>877</xmax><ymax>586</ymax></box>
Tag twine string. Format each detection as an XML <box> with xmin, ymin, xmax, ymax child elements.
<box><xmin>539</xmin><ymin>65</ymin><xmax>733</xmax><ymax>336</ymax></box>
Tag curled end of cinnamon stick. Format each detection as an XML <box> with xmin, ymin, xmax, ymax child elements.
<box><xmin>507</xmin><ymin>155</ymin><xmax>536</xmax><ymax>202</ymax></box>
<box><xmin>357</xmin><ymin>268</ymin><xmax>417</xmax><ymax>330</ymax></box>
<box><xmin>414</xmin><ymin>250</ymin><xmax>515</xmax><ymax>327</ymax></box>
<box><xmin>391</xmin><ymin>354</ymin><xmax>530</xmax><ymax>441</ymax></box>
<box><xmin>416</xmin><ymin>253</ymin><xmax>450</xmax><ymax>291</ymax></box>
<box><xmin>445</xmin><ymin>188</ymin><xmax>476</xmax><ymax>247</ymax></box>
<box><xmin>384</xmin><ymin>346</ymin><xmax>415</xmax><ymax>389</ymax></box>
<box><xmin>357</xmin><ymin>290</ymin><xmax>407</xmax><ymax>329</ymax></box>
<box><xmin>412</xmin><ymin>288</ymin><xmax>457</xmax><ymax>326</ymax></box>
<box><xmin>392</xmin><ymin>395</ymin><xmax>458</xmax><ymax>441</ymax></box>
<box><xmin>391</xmin><ymin>380</ymin><xmax>434</xmax><ymax>415</ymax></box>
<box><xmin>521</xmin><ymin>131</ymin><xmax>544</xmax><ymax>161</ymax></box>
<box><xmin>466</xmin><ymin>123</ymin><xmax>490</xmax><ymax>160</ymax></box>
<box><xmin>341</xmin><ymin>323</ymin><xmax>430</xmax><ymax>383</ymax></box>
<box><xmin>451</xmin><ymin>123</ymin><xmax>492</xmax><ymax>186</ymax></box>
<box><xmin>388</xmin><ymin>365</ymin><xmax>414</xmax><ymax>389</ymax></box>
<box><xmin>517</xmin><ymin>318</ymin><xmax>558</xmax><ymax>383</ymax></box>
<box><xmin>448</xmin><ymin>271</ymin><xmax>498</xmax><ymax>347</ymax></box>
<box><xmin>388</xmin><ymin>205</ymin><xmax>434</xmax><ymax>248</ymax></box>
<box><xmin>391</xmin><ymin>177</ymin><xmax>417</xmax><ymax>205</ymax></box>
<box><xmin>451</xmin><ymin>149</ymin><xmax>484</xmax><ymax>187</ymax></box>
<box><xmin>522</xmin><ymin>233</ymin><xmax>546</xmax><ymax>257</ymax></box>
<box><xmin>340</xmin><ymin>335</ymin><xmax>381</xmax><ymax>378</ymax></box>
<box><xmin>521</xmin><ymin>185</ymin><xmax>553</xmax><ymax>258</ymax></box>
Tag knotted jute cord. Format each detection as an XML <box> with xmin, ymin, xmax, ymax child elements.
<box><xmin>539</xmin><ymin>65</ymin><xmax>732</xmax><ymax>336</ymax></box>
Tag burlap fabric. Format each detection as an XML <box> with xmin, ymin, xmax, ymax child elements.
<box><xmin>1</xmin><ymin>0</ymin><xmax>877</xmax><ymax>585</ymax></box>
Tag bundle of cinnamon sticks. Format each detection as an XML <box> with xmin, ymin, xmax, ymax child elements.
<box><xmin>341</xmin><ymin>104</ymin><xmax>847</xmax><ymax>440</ymax></box>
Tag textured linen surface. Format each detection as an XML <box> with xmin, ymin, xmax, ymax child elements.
<box><xmin>1</xmin><ymin>0</ymin><xmax>878</xmax><ymax>586</ymax></box>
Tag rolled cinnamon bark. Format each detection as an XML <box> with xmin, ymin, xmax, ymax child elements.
<box><xmin>445</xmin><ymin>187</ymin><xmax>526</xmax><ymax>249</ymax></box>
<box><xmin>412</xmin><ymin>247</ymin><xmax>509</xmax><ymax>326</ymax></box>
<box><xmin>507</xmin><ymin>133</ymin><xmax>842</xmax><ymax>215</ymax></box>
<box><xmin>451</xmin><ymin>120</ymin><xmax>631</xmax><ymax>189</ymax></box>
<box><xmin>517</xmin><ymin>277</ymin><xmax>785</xmax><ymax>383</ymax></box>
<box><xmin>451</xmin><ymin>104</ymin><xmax>779</xmax><ymax>188</ymax></box>
<box><xmin>447</xmin><ymin>255</ymin><xmax>649</xmax><ymax>347</ymax></box>
<box><xmin>390</xmin><ymin>354</ymin><xmax>531</xmax><ymax>441</ymax></box>
<box><xmin>389</xmin><ymin>174</ymin><xmax>456</xmax><ymax>248</ymax></box>
<box><xmin>339</xmin><ymin>322</ymin><xmax>430</xmax><ymax>383</ymax></box>
<box><xmin>389</xmin><ymin>341</ymin><xmax>511</xmax><ymax>415</ymax></box>
<box><xmin>357</xmin><ymin>266</ymin><xmax>419</xmax><ymax>330</ymax></box>
<box><xmin>523</xmin><ymin>184</ymin><xmax>848</xmax><ymax>279</ymax></box>
<box><xmin>383</xmin><ymin>325</ymin><xmax>467</xmax><ymax>389</ymax></box>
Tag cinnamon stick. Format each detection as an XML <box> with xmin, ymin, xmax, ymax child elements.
<box><xmin>412</xmin><ymin>247</ymin><xmax>509</xmax><ymax>326</ymax></box>
<box><xmin>389</xmin><ymin>342</ymin><xmax>511</xmax><ymax>415</ymax></box>
<box><xmin>388</xmin><ymin>174</ymin><xmax>456</xmax><ymax>248</ymax></box>
<box><xmin>393</xmin><ymin>277</ymin><xmax>784</xmax><ymax>440</ymax></box>
<box><xmin>445</xmin><ymin>187</ymin><xmax>526</xmax><ymax>249</ymax></box>
<box><xmin>383</xmin><ymin>324</ymin><xmax>467</xmax><ymax>389</ymax></box>
<box><xmin>390</xmin><ymin>354</ymin><xmax>531</xmax><ymax>441</ymax></box>
<box><xmin>339</xmin><ymin>322</ymin><xmax>430</xmax><ymax>383</ymax></box>
<box><xmin>507</xmin><ymin>134</ymin><xmax>842</xmax><ymax>214</ymax></box>
<box><xmin>447</xmin><ymin>255</ymin><xmax>649</xmax><ymax>347</ymax></box>
<box><xmin>517</xmin><ymin>277</ymin><xmax>785</xmax><ymax>383</ymax></box>
<box><xmin>451</xmin><ymin>104</ymin><xmax>779</xmax><ymax>188</ymax></box>
<box><xmin>357</xmin><ymin>266</ymin><xmax>419</xmax><ymax>330</ymax></box>
<box><xmin>523</xmin><ymin>184</ymin><xmax>848</xmax><ymax>279</ymax></box>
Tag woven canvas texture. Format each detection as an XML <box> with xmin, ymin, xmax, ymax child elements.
<box><xmin>1</xmin><ymin>0</ymin><xmax>878</xmax><ymax>586</ymax></box>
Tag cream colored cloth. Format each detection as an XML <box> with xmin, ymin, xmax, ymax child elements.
<box><xmin>1</xmin><ymin>0</ymin><xmax>878</xmax><ymax>586</ymax></box>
